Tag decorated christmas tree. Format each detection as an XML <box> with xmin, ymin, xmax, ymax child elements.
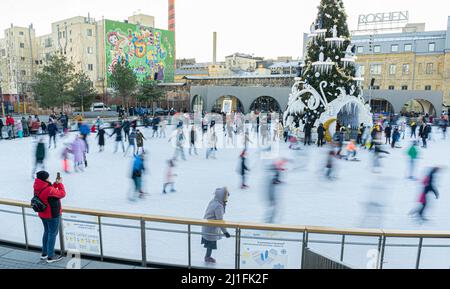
<box><xmin>284</xmin><ymin>0</ymin><xmax>371</xmax><ymax>138</ymax></box>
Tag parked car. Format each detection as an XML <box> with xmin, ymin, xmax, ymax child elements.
<box><xmin>90</xmin><ymin>103</ymin><xmax>111</xmax><ymax>112</ymax></box>
<box><xmin>154</xmin><ymin>108</ymin><xmax>169</xmax><ymax>116</ymax></box>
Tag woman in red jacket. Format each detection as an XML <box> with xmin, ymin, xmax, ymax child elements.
<box><xmin>5</xmin><ymin>115</ymin><xmax>15</xmax><ymax>139</ymax></box>
<box><xmin>34</xmin><ymin>171</ymin><xmax>66</xmax><ymax>263</ymax></box>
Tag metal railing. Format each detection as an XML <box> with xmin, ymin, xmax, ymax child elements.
<box><xmin>1</xmin><ymin>198</ymin><xmax>450</xmax><ymax>269</ymax></box>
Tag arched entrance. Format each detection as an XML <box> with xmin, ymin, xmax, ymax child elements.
<box><xmin>319</xmin><ymin>96</ymin><xmax>373</xmax><ymax>142</ymax></box>
<box><xmin>402</xmin><ymin>99</ymin><xmax>437</xmax><ymax>117</ymax></box>
<box><xmin>212</xmin><ymin>96</ymin><xmax>244</xmax><ymax>113</ymax></box>
<box><xmin>191</xmin><ymin>95</ymin><xmax>205</xmax><ymax>112</ymax></box>
<box><xmin>337</xmin><ymin>102</ymin><xmax>362</xmax><ymax>140</ymax></box>
<box><xmin>370</xmin><ymin>99</ymin><xmax>395</xmax><ymax>116</ymax></box>
<box><xmin>250</xmin><ymin>96</ymin><xmax>282</xmax><ymax>113</ymax></box>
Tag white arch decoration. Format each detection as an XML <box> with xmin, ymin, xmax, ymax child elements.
<box><xmin>284</xmin><ymin>77</ymin><xmax>373</xmax><ymax>133</ymax></box>
<box><xmin>318</xmin><ymin>93</ymin><xmax>373</xmax><ymax>126</ymax></box>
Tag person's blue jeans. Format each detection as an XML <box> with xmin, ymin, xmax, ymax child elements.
<box><xmin>409</xmin><ymin>158</ymin><xmax>416</xmax><ymax>179</ymax></box>
<box><xmin>41</xmin><ymin>216</ymin><xmax>61</xmax><ymax>258</ymax></box>
<box><xmin>133</xmin><ymin>177</ymin><xmax>142</xmax><ymax>193</ymax></box>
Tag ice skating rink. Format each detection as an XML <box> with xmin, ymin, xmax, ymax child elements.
<box><xmin>1</xmin><ymin>126</ymin><xmax>450</xmax><ymax>269</ymax></box>
<box><xmin>1</xmin><ymin>126</ymin><xmax>449</xmax><ymax>230</ymax></box>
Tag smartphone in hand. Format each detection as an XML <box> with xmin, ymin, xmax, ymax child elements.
<box><xmin>56</xmin><ymin>172</ymin><xmax>61</xmax><ymax>183</ymax></box>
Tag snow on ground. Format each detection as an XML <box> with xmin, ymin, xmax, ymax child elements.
<box><xmin>1</xmin><ymin>126</ymin><xmax>450</xmax><ymax>268</ymax></box>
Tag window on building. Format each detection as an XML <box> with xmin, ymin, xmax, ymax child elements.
<box><xmin>0</xmin><ymin>49</ymin><xmax>5</xmax><ymax>57</ymax></box>
<box><xmin>88</xmin><ymin>64</ymin><xmax>94</xmax><ymax>71</ymax></box>
<box><xmin>359</xmin><ymin>65</ymin><xmax>365</xmax><ymax>76</ymax></box>
<box><xmin>21</xmin><ymin>57</ymin><xmax>25</xmax><ymax>61</ymax></box>
<box><xmin>87</xmin><ymin>47</ymin><xmax>93</xmax><ymax>54</ymax></box>
<box><xmin>426</xmin><ymin>63</ymin><xmax>434</xmax><ymax>74</ymax></box>
<box><xmin>404</xmin><ymin>44</ymin><xmax>412</xmax><ymax>52</ymax></box>
<box><xmin>402</xmin><ymin>85</ymin><xmax>408</xmax><ymax>90</ymax></box>
<box><xmin>45</xmin><ymin>39</ymin><xmax>52</xmax><ymax>48</ymax></box>
<box><xmin>19</xmin><ymin>31</ymin><xmax>24</xmax><ymax>36</ymax></box>
<box><xmin>19</xmin><ymin>43</ymin><xmax>25</xmax><ymax>49</ymax></box>
<box><xmin>402</xmin><ymin>64</ymin><xmax>410</xmax><ymax>75</ymax></box>
<box><xmin>370</xmin><ymin>64</ymin><xmax>382</xmax><ymax>75</ymax></box>
<box><xmin>87</xmin><ymin>29</ymin><xmax>93</xmax><ymax>37</ymax></box>
<box><xmin>62</xmin><ymin>31</ymin><xmax>66</xmax><ymax>38</ymax></box>
<box><xmin>389</xmin><ymin>64</ymin><xmax>396</xmax><ymax>75</ymax></box>
<box><xmin>428</xmin><ymin>42</ymin><xmax>436</xmax><ymax>52</ymax></box>
<box><xmin>373</xmin><ymin>86</ymin><xmax>380</xmax><ymax>90</ymax></box>
<box><xmin>418</xmin><ymin>63</ymin><xmax>423</xmax><ymax>74</ymax></box>
<box><xmin>374</xmin><ymin>46</ymin><xmax>381</xmax><ymax>53</ymax></box>
<box><xmin>391</xmin><ymin>44</ymin><xmax>399</xmax><ymax>52</ymax></box>
<box><xmin>388</xmin><ymin>85</ymin><xmax>395</xmax><ymax>90</ymax></box>
<box><xmin>425</xmin><ymin>85</ymin><xmax>432</xmax><ymax>91</ymax></box>
<box><xmin>21</xmin><ymin>70</ymin><xmax>26</xmax><ymax>76</ymax></box>
<box><xmin>357</xmin><ymin>46</ymin><xmax>364</xmax><ymax>54</ymax></box>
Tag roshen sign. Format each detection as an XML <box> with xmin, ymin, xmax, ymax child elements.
<box><xmin>358</xmin><ymin>11</ymin><xmax>409</xmax><ymax>25</ymax></box>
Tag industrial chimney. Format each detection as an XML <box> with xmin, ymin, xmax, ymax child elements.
<box><xmin>168</xmin><ymin>0</ymin><xmax>176</xmax><ymax>68</ymax></box>
<box><xmin>213</xmin><ymin>32</ymin><xmax>217</xmax><ymax>65</ymax></box>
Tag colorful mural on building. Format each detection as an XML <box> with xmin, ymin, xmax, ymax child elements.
<box><xmin>105</xmin><ymin>20</ymin><xmax>175</xmax><ymax>85</ymax></box>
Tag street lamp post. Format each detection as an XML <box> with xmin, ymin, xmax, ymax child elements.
<box><xmin>0</xmin><ymin>75</ymin><xmax>4</xmax><ymax>117</ymax></box>
<box><xmin>81</xmin><ymin>92</ymin><xmax>85</xmax><ymax>117</ymax></box>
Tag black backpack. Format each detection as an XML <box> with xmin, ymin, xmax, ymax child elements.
<box><xmin>31</xmin><ymin>186</ymin><xmax>49</xmax><ymax>213</ymax></box>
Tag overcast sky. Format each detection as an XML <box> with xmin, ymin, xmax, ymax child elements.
<box><xmin>1</xmin><ymin>0</ymin><xmax>449</xmax><ymax>62</ymax></box>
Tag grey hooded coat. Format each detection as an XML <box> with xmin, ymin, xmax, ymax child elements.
<box><xmin>202</xmin><ymin>188</ymin><xmax>229</xmax><ymax>242</ymax></box>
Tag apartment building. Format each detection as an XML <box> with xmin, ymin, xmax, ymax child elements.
<box><xmin>0</xmin><ymin>25</ymin><xmax>38</xmax><ymax>104</ymax></box>
<box><xmin>352</xmin><ymin>16</ymin><xmax>450</xmax><ymax>114</ymax></box>
<box><xmin>0</xmin><ymin>13</ymin><xmax>174</xmax><ymax>110</ymax></box>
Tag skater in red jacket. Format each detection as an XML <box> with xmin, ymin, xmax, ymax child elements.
<box><xmin>33</xmin><ymin>171</ymin><xmax>67</xmax><ymax>263</ymax></box>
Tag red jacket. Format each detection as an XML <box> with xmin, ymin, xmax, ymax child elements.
<box><xmin>6</xmin><ymin>117</ymin><xmax>14</xmax><ymax>126</ymax></box>
<box><xmin>33</xmin><ymin>179</ymin><xmax>66</xmax><ymax>219</ymax></box>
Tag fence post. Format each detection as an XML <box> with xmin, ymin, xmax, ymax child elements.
<box><xmin>21</xmin><ymin>207</ymin><xmax>29</xmax><ymax>250</ymax></box>
<box><xmin>340</xmin><ymin>235</ymin><xmax>346</xmax><ymax>262</ymax></box>
<box><xmin>235</xmin><ymin>228</ymin><xmax>241</xmax><ymax>269</ymax></box>
<box><xmin>140</xmin><ymin>219</ymin><xmax>147</xmax><ymax>267</ymax></box>
<box><xmin>415</xmin><ymin>237</ymin><xmax>423</xmax><ymax>269</ymax></box>
<box><xmin>301</xmin><ymin>231</ymin><xmax>309</xmax><ymax>269</ymax></box>
<box><xmin>237</xmin><ymin>228</ymin><xmax>241</xmax><ymax>269</ymax></box>
<box><xmin>376</xmin><ymin>236</ymin><xmax>382</xmax><ymax>269</ymax></box>
<box><xmin>98</xmin><ymin>216</ymin><xmax>104</xmax><ymax>262</ymax></box>
<box><xmin>59</xmin><ymin>217</ymin><xmax>65</xmax><ymax>256</ymax></box>
<box><xmin>188</xmin><ymin>224</ymin><xmax>191</xmax><ymax>269</ymax></box>
<box><xmin>379</xmin><ymin>236</ymin><xmax>386</xmax><ymax>269</ymax></box>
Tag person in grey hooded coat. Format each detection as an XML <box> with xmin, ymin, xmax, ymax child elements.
<box><xmin>201</xmin><ymin>187</ymin><xmax>231</xmax><ymax>264</ymax></box>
